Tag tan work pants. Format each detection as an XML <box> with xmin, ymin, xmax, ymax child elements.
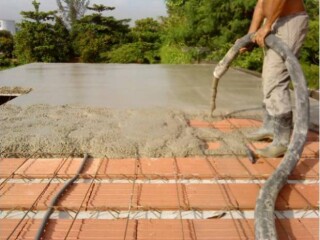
<box><xmin>262</xmin><ymin>12</ymin><xmax>309</xmax><ymax>116</ymax></box>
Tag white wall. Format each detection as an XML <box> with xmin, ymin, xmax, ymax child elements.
<box><xmin>0</xmin><ymin>20</ymin><xmax>16</xmax><ymax>35</ymax></box>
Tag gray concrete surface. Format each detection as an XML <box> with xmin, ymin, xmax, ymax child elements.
<box><xmin>0</xmin><ymin>63</ymin><xmax>318</xmax><ymax>124</ymax></box>
<box><xmin>0</xmin><ymin>63</ymin><xmax>264</xmax><ymax>114</ymax></box>
<box><xmin>0</xmin><ymin>63</ymin><xmax>318</xmax><ymax>158</ymax></box>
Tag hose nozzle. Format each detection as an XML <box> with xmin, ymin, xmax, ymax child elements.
<box><xmin>211</xmin><ymin>76</ymin><xmax>219</xmax><ymax>116</ymax></box>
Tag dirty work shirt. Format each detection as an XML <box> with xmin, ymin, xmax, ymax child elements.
<box><xmin>262</xmin><ymin>12</ymin><xmax>309</xmax><ymax>116</ymax></box>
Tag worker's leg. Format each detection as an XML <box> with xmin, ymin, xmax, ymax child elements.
<box><xmin>247</xmin><ymin>104</ymin><xmax>273</xmax><ymax>141</ymax></box>
<box><xmin>263</xmin><ymin>12</ymin><xmax>309</xmax><ymax>116</ymax></box>
<box><xmin>256</xmin><ymin>13</ymin><xmax>309</xmax><ymax>158</ymax></box>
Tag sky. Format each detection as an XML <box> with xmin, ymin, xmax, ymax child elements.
<box><xmin>0</xmin><ymin>0</ymin><xmax>168</xmax><ymax>24</ymax></box>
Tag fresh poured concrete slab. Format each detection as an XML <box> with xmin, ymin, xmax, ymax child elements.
<box><xmin>0</xmin><ymin>63</ymin><xmax>318</xmax><ymax>157</ymax></box>
<box><xmin>0</xmin><ymin>63</ymin><xmax>265</xmax><ymax>114</ymax></box>
<box><xmin>0</xmin><ymin>63</ymin><xmax>318</xmax><ymax>123</ymax></box>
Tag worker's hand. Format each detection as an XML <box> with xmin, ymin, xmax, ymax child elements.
<box><xmin>239</xmin><ymin>42</ymin><xmax>256</xmax><ymax>54</ymax></box>
<box><xmin>252</xmin><ymin>25</ymin><xmax>271</xmax><ymax>47</ymax></box>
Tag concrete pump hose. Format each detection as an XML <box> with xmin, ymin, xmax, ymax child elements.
<box><xmin>255</xmin><ymin>34</ymin><xmax>309</xmax><ymax>240</ymax></box>
<box><xmin>211</xmin><ymin>34</ymin><xmax>253</xmax><ymax>115</ymax></box>
<box><xmin>211</xmin><ymin>33</ymin><xmax>309</xmax><ymax>239</ymax></box>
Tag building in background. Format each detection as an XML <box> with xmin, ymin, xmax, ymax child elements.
<box><xmin>0</xmin><ymin>19</ymin><xmax>16</xmax><ymax>35</ymax></box>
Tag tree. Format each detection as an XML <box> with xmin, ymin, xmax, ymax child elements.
<box><xmin>0</xmin><ymin>30</ymin><xmax>14</xmax><ymax>58</ymax></box>
<box><xmin>72</xmin><ymin>4</ymin><xmax>130</xmax><ymax>62</ymax></box>
<box><xmin>56</xmin><ymin>0</ymin><xmax>90</xmax><ymax>29</ymax></box>
<box><xmin>14</xmin><ymin>0</ymin><xmax>71</xmax><ymax>63</ymax></box>
<box><xmin>106</xmin><ymin>18</ymin><xmax>162</xmax><ymax>64</ymax></box>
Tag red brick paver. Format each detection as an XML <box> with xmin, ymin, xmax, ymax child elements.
<box><xmin>1</xmin><ymin>157</ymin><xmax>318</xmax><ymax>180</ymax></box>
<box><xmin>189</xmin><ymin>119</ymin><xmax>262</xmax><ymax>132</ymax></box>
<box><xmin>0</xmin><ymin>183</ymin><xmax>317</xmax><ymax>211</ymax></box>
<box><xmin>0</xmin><ymin>219</ymin><xmax>137</xmax><ymax>240</ymax></box>
<box><xmin>1</xmin><ymin>219</ymin><xmax>318</xmax><ymax>240</ymax></box>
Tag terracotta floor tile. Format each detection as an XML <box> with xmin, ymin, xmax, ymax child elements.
<box><xmin>282</xmin><ymin>159</ymin><xmax>312</xmax><ymax>179</ymax></box>
<box><xmin>58</xmin><ymin>183</ymin><xmax>94</xmax><ymax>210</ymax></box>
<box><xmin>207</xmin><ymin>157</ymin><xmax>319</xmax><ymax>180</ymax></box>
<box><xmin>189</xmin><ymin>118</ymin><xmax>262</xmax><ymax>133</ymax></box>
<box><xmin>1</xmin><ymin>219</ymin><xmax>318</xmax><ymax>240</ymax></box>
<box><xmin>242</xmin><ymin>156</ymin><xmax>319</xmax><ymax>180</ymax></box>
<box><xmin>138</xmin><ymin>184</ymin><xmax>187</xmax><ymax>210</ymax></box>
<box><xmin>304</xmin><ymin>141</ymin><xmax>319</xmax><ymax>156</ymax></box>
<box><xmin>225</xmin><ymin>118</ymin><xmax>262</xmax><ymax>128</ymax></box>
<box><xmin>300</xmin><ymin>218</ymin><xmax>320</xmax><ymax>239</ymax></box>
<box><xmin>0</xmin><ymin>158</ymin><xmax>27</xmax><ymax>177</ymax></box>
<box><xmin>57</xmin><ymin>158</ymin><xmax>86</xmax><ymax>177</ymax></box>
<box><xmin>80</xmin><ymin>158</ymin><xmax>104</xmax><ymax>177</ymax></box>
<box><xmin>192</xmin><ymin>219</ymin><xmax>255</xmax><ymax>239</ymax></box>
<box><xmin>275</xmin><ymin>218</ymin><xmax>316</xmax><ymax>240</ymax></box>
<box><xmin>97</xmin><ymin>158</ymin><xmax>137</xmax><ymax>178</ymax></box>
<box><xmin>176</xmin><ymin>157</ymin><xmax>213</xmax><ymax>178</ymax></box>
<box><xmin>206</xmin><ymin>141</ymin><xmax>222</xmax><ymax>150</ymax></box>
<box><xmin>14</xmin><ymin>158</ymin><xmax>65</xmax><ymax>178</ymax></box>
<box><xmin>43</xmin><ymin>219</ymin><xmax>137</xmax><ymax>240</ymax></box>
<box><xmin>189</xmin><ymin>119</ymin><xmax>233</xmax><ymax>132</ymax></box>
<box><xmin>0</xmin><ymin>183</ymin><xmax>56</xmax><ymax>210</ymax></box>
<box><xmin>286</xmin><ymin>184</ymin><xmax>319</xmax><ymax>209</ymax></box>
<box><xmin>1</xmin><ymin>183</ymin><xmax>317</xmax><ymax>211</ymax></box>
<box><xmin>208</xmin><ymin>157</ymin><xmax>249</xmax><ymax>178</ymax></box>
<box><xmin>137</xmin><ymin>219</ymin><xmax>195</xmax><ymax>240</ymax></box>
<box><xmin>86</xmin><ymin>183</ymin><xmax>138</xmax><ymax>210</ymax></box>
<box><xmin>138</xmin><ymin>158</ymin><xmax>175</xmax><ymax>179</ymax></box>
<box><xmin>0</xmin><ymin>219</ymin><xmax>137</xmax><ymax>240</ymax></box>
<box><xmin>138</xmin><ymin>219</ymin><xmax>317</xmax><ymax>240</ymax></box>
<box><xmin>210</xmin><ymin>157</ymin><xmax>275</xmax><ymax>179</ymax></box>
<box><xmin>307</xmin><ymin>131</ymin><xmax>319</xmax><ymax>141</ymax></box>
<box><xmin>185</xmin><ymin>184</ymin><xmax>238</xmax><ymax>209</ymax></box>
<box><xmin>229</xmin><ymin>184</ymin><xmax>319</xmax><ymax>210</ymax></box>
<box><xmin>188</xmin><ymin>120</ymin><xmax>214</xmax><ymax>128</ymax></box>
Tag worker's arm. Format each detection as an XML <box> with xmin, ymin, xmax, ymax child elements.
<box><xmin>240</xmin><ymin>0</ymin><xmax>264</xmax><ymax>53</ymax></box>
<box><xmin>248</xmin><ymin>0</ymin><xmax>265</xmax><ymax>33</ymax></box>
<box><xmin>254</xmin><ymin>0</ymin><xmax>287</xmax><ymax>47</ymax></box>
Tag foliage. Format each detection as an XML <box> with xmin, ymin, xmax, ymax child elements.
<box><xmin>131</xmin><ymin>18</ymin><xmax>161</xmax><ymax>43</ymax></box>
<box><xmin>106</xmin><ymin>42</ymin><xmax>147</xmax><ymax>63</ymax></box>
<box><xmin>105</xmin><ymin>18</ymin><xmax>162</xmax><ymax>64</ymax></box>
<box><xmin>14</xmin><ymin>0</ymin><xmax>71</xmax><ymax>63</ymax></box>
<box><xmin>163</xmin><ymin>0</ymin><xmax>319</xmax><ymax>89</ymax></box>
<box><xmin>163</xmin><ymin>0</ymin><xmax>255</xmax><ymax>46</ymax></box>
<box><xmin>234</xmin><ymin>47</ymin><xmax>263</xmax><ymax>72</ymax></box>
<box><xmin>160</xmin><ymin>44</ymin><xmax>193</xmax><ymax>64</ymax></box>
<box><xmin>0</xmin><ymin>30</ymin><xmax>14</xmax><ymax>58</ymax></box>
<box><xmin>301</xmin><ymin>63</ymin><xmax>319</xmax><ymax>89</ymax></box>
<box><xmin>56</xmin><ymin>0</ymin><xmax>90</xmax><ymax>29</ymax></box>
<box><xmin>300</xmin><ymin>20</ymin><xmax>319</xmax><ymax>65</ymax></box>
<box><xmin>0</xmin><ymin>55</ymin><xmax>11</xmax><ymax>67</ymax></box>
<box><xmin>161</xmin><ymin>0</ymin><xmax>256</xmax><ymax>63</ymax></box>
<box><xmin>71</xmin><ymin>4</ymin><xmax>130</xmax><ymax>62</ymax></box>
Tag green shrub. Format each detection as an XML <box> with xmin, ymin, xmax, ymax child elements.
<box><xmin>0</xmin><ymin>55</ymin><xmax>11</xmax><ymax>67</ymax></box>
<box><xmin>160</xmin><ymin>44</ymin><xmax>193</xmax><ymax>64</ymax></box>
<box><xmin>301</xmin><ymin>63</ymin><xmax>319</xmax><ymax>90</ymax></box>
<box><xmin>234</xmin><ymin>47</ymin><xmax>263</xmax><ymax>72</ymax></box>
<box><xmin>0</xmin><ymin>30</ymin><xmax>14</xmax><ymax>58</ymax></box>
<box><xmin>105</xmin><ymin>42</ymin><xmax>156</xmax><ymax>63</ymax></box>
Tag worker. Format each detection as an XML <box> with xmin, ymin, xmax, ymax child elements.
<box><xmin>241</xmin><ymin>0</ymin><xmax>309</xmax><ymax>157</ymax></box>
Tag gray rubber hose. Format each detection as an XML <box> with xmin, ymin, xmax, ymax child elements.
<box><xmin>212</xmin><ymin>33</ymin><xmax>309</xmax><ymax>240</ymax></box>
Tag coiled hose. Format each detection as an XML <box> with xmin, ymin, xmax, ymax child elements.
<box><xmin>211</xmin><ymin>33</ymin><xmax>309</xmax><ymax>240</ymax></box>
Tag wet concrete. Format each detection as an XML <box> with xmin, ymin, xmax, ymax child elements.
<box><xmin>0</xmin><ymin>63</ymin><xmax>318</xmax><ymax>124</ymax></box>
<box><xmin>0</xmin><ymin>63</ymin><xmax>265</xmax><ymax>115</ymax></box>
<box><xmin>0</xmin><ymin>63</ymin><xmax>318</xmax><ymax>158</ymax></box>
